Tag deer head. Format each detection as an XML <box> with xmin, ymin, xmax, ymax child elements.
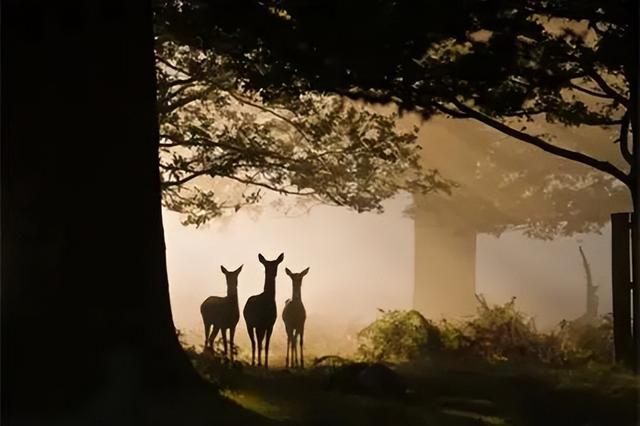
<box><xmin>221</xmin><ymin>265</ymin><xmax>243</xmax><ymax>293</ymax></box>
<box><xmin>258</xmin><ymin>253</ymin><xmax>284</xmax><ymax>276</ymax></box>
<box><xmin>285</xmin><ymin>267</ymin><xmax>310</xmax><ymax>288</ymax></box>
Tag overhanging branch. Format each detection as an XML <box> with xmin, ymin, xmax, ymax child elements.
<box><xmin>569</xmin><ymin>82</ymin><xmax>613</xmax><ymax>100</ymax></box>
<box><xmin>450</xmin><ymin>99</ymin><xmax>631</xmax><ymax>186</ymax></box>
<box><xmin>588</xmin><ymin>71</ymin><xmax>630</xmax><ymax>107</ymax></box>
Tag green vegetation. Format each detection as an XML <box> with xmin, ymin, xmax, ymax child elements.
<box><xmin>358</xmin><ymin>296</ymin><xmax>614</xmax><ymax>367</ymax></box>
<box><xmin>180</xmin><ymin>299</ymin><xmax>638</xmax><ymax>426</ymax></box>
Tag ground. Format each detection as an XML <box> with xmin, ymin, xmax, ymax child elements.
<box><xmin>187</xmin><ymin>350</ymin><xmax>639</xmax><ymax>426</ymax></box>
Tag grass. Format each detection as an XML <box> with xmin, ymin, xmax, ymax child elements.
<box><xmin>181</xmin><ymin>301</ymin><xmax>637</xmax><ymax>425</ymax></box>
<box><xmin>184</xmin><ymin>348</ymin><xmax>639</xmax><ymax>426</ymax></box>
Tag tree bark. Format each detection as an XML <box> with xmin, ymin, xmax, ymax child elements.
<box><xmin>1</xmin><ymin>2</ymin><xmax>271</xmax><ymax>425</ymax></box>
<box><xmin>631</xmin><ymin>0</ymin><xmax>640</xmax><ymax>373</ymax></box>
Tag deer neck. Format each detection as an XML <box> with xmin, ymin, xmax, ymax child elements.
<box><xmin>263</xmin><ymin>273</ymin><xmax>276</xmax><ymax>297</ymax></box>
<box><xmin>226</xmin><ymin>287</ymin><xmax>238</xmax><ymax>301</ymax></box>
<box><xmin>292</xmin><ymin>286</ymin><xmax>302</xmax><ymax>302</ymax></box>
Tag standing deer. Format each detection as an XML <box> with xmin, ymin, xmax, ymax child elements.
<box><xmin>200</xmin><ymin>265</ymin><xmax>243</xmax><ymax>361</ymax></box>
<box><xmin>282</xmin><ymin>267</ymin><xmax>309</xmax><ymax>368</ymax></box>
<box><xmin>243</xmin><ymin>253</ymin><xmax>284</xmax><ymax>368</ymax></box>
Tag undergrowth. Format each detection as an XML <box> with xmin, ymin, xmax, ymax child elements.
<box><xmin>357</xmin><ymin>295</ymin><xmax>615</xmax><ymax>368</ymax></box>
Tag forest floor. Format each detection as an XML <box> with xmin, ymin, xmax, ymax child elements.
<box><xmin>188</xmin><ymin>351</ymin><xmax>640</xmax><ymax>426</ymax></box>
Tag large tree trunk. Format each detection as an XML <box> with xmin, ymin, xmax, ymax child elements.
<box><xmin>414</xmin><ymin>215</ymin><xmax>477</xmax><ymax>319</ymax></box>
<box><xmin>1</xmin><ymin>2</ymin><xmax>270</xmax><ymax>425</ymax></box>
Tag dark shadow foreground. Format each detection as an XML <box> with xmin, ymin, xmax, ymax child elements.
<box><xmin>1</xmin><ymin>2</ymin><xmax>278</xmax><ymax>425</ymax></box>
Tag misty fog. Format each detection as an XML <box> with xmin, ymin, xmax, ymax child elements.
<box><xmin>165</xmin><ymin>111</ymin><xmax>625</xmax><ymax>362</ymax></box>
<box><xmin>165</xmin><ymin>202</ymin><xmax>612</xmax><ymax>359</ymax></box>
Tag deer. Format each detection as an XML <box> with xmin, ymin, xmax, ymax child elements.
<box><xmin>243</xmin><ymin>253</ymin><xmax>284</xmax><ymax>368</ymax></box>
<box><xmin>282</xmin><ymin>267</ymin><xmax>309</xmax><ymax>368</ymax></box>
<box><xmin>200</xmin><ymin>265</ymin><xmax>243</xmax><ymax>361</ymax></box>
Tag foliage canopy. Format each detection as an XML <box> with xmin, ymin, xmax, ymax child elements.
<box><xmin>157</xmin><ymin>0</ymin><xmax>636</xmax><ymax>234</ymax></box>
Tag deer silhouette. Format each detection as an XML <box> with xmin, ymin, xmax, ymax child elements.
<box><xmin>200</xmin><ymin>265</ymin><xmax>242</xmax><ymax>361</ymax></box>
<box><xmin>243</xmin><ymin>253</ymin><xmax>284</xmax><ymax>368</ymax></box>
<box><xmin>282</xmin><ymin>267</ymin><xmax>309</xmax><ymax>368</ymax></box>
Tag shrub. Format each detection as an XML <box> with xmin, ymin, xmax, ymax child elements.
<box><xmin>439</xmin><ymin>295</ymin><xmax>546</xmax><ymax>363</ymax></box>
<box><xmin>357</xmin><ymin>309</ymin><xmax>442</xmax><ymax>362</ymax></box>
<box><xmin>356</xmin><ymin>297</ymin><xmax>614</xmax><ymax>367</ymax></box>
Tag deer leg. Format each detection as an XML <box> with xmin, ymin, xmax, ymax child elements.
<box><xmin>221</xmin><ymin>328</ymin><xmax>228</xmax><ymax>360</ymax></box>
<box><xmin>285</xmin><ymin>331</ymin><xmax>291</xmax><ymax>368</ymax></box>
<box><xmin>265</xmin><ymin>326</ymin><xmax>274</xmax><ymax>369</ymax></box>
<box><xmin>292</xmin><ymin>332</ymin><xmax>298</xmax><ymax>367</ymax></box>
<box><xmin>247</xmin><ymin>326</ymin><xmax>256</xmax><ymax>366</ymax></box>
<box><xmin>299</xmin><ymin>329</ymin><xmax>304</xmax><ymax>369</ymax></box>
<box><xmin>256</xmin><ymin>328</ymin><xmax>266</xmax><ymax>367</ymax></box>
<box><xmin>203</xmin><ymin>322</ymin><xmax>212</xmax><ymax>351</ymax></box>
<box><xmin>230</xmin><ymin>326</ymin><xmax>236</xmax><ymax>362</ymax></box>
<box><xmin>209</xmin><ymin>325</ymin><xmax>220</xmax><ymax>353</ymax></box>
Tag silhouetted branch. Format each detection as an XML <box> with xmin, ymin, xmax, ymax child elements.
<box><xmin>450</xmin><ymin>99</ymin><xmax>631</xmax><ymax>186</ymax></box>
<box><xmin>158</xmin><ymin>91</ymin><xmax>213</xmax><ymax>114</ymax></box>
<box><xmin>156</xmin><ymin>55</ymin><xmax>193</xmax><ymax>78</ymax></box>
<box><xmin>432</xmin><ymin>102</ymin><xmax>468</xmax><ymax>118</ymax></box>
<box><xmin>227</xmin><ymin>91</ymin><xmax>316</xmax><ymax>145</ymax></box>
<box><xmin>223</xmin><ymin>174</ymin><xmax>316</xmax><ymax>196</ymax></box>
<box><xmin>618</xmin><ymin>112</ymin><xmax>633</xmax><ymax>165</ymax></box>
<box><xmin>569</xmin><ymin>82</ymin><xmax>613</xmax><ymax>100</ymax></box>
<box><xmin>588</xmin><ymin>71</ymin><xmax>629</xmax><ymax>107</ymax></box>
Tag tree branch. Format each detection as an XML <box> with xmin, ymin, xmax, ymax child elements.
<box><xmin>155</xmin><ymin>55</ymin><xmax>193</xmax><ymax>78</ymax></box>
<box><xmin>432</xmin><ymin>101</ymin><xmax>469</xmax><ymax>118</ymax></box>
<box><xmin>569</xmin><ymin>82</ymin><xmax>613</xmax><ymax>100</ymax></box>
<box><xmin>158</xmin><ymin>89</ymin><xmax>214</xmax><ymax>114</ymax></box>
<box><xmin>588</xmin><ymin>71</ymin><xmax>629</xmax><ymax>107</ymax></box>
<box><xmin>223</xmin><ymin>174</ymin><xmax>316</xmax><ymax>196</ymax></box>
<box><xmin>161</xmin><ymin>169</ymin><xmax>212</xmax><ymax>188</ymax></box>
<box><xmin>618</xmin><ymin>111</ymin><xmax>633</xmax><ymax>165</ymax></box>
<box><xmin>450</xmin><ymin>99</ymin><xmax>631</xmax><ymax>186</ymax></box>
<box><xmin>226</xmin><ymin>91</ymin><xmax>317</xmax><ymax>146</ymax></box>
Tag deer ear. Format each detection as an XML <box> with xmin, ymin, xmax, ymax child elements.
<box><xmin>285</xmin><ymin>267</ymin><xmax>293</xmax><ymax>277</ymax></box>
<box><xmin>258</xmin><ymin>254</ymin><xmax>266</xmax><ymax>264</ymax></box>
<box><xmin>301</xmin><ymin>267</ymin><xmax>310</xmax><ymax>277</ymax></box>
<box><xmin>276</xmin><ymin>253</ymin><xmax>284</xmax><ymax>263</ymax></box>
<box><xmin>221</xmin><ymin>265</ymin><xmax>228</xmax><ymax>274</ymax></box>
<box><xmin>235</xmin><ymin>264</ymin><xmax>243</xmax><ymax>274</ymax></box>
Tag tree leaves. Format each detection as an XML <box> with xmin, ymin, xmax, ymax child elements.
<box><xmin>156</xmin><ymin>40</ymin><xmax>449</xmax><ymax>225</ymax></box>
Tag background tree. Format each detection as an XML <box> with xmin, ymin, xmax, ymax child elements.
<box><xmin>155</xmin><ymin>40</ymin><xmax>450</xmax><ymax>226</ymax></box>
<box><xmin>411</xmin><ymin>117</ymin><xmax>629</xmax><ymax>317</ymax></box>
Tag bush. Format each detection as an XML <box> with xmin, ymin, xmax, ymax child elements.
<box><xmin>357</xmin><ymin>309</ymin><xmax>442</xmax><ymax>362</ymax></box>
<box><xmin>439</xmin><ymin>295</ymin><xmax>547</xmax><ymax>363</ymax></box>
<box><xmin>554</xmin><ymin>314</ymin><xmax>614</xmax><ymax>365</ymax></box>
<box><xmin>357</xmin><ymin>297</ymin><xmax>614</xmax><ymax>367</ymax></box>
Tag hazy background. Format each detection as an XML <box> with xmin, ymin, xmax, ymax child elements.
<box><xmin>164</xmin><ymin>199</ymin><xmax>611</xmax><ymax>357</ymax></box>
<box><xmin>165</xmin><ymin>111</ymin><xmax>620</xmax><ymax>361</ymax></box>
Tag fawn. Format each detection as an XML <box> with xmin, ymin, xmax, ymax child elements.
<box><xmin>243</xmin><ymin>253</ymin><xmax>283</xmax><ymax>368</ymax></box>
<box><xmin>282</xmin><ymin>267</ymin><xmax>309</xmax><ymax>368</ymax></box>
<box><xmin>200</xmin><ymin>265</ymin><xmax>242</xmax><ymax>361</ymax></box>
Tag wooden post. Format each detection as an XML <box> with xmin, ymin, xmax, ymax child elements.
<box><xmin>611</xmin><ymin>213</ymin><xmax>633</xmax><ymax>368</ymax></box>
<box><xmin>632</xmin><ymin>212</ymin><xmax>639</xmax><ymax>372</ymax></box>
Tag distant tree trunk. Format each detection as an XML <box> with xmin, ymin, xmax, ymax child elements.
<box><xmin>1</xmin><ymin>2</ymin><xmax>249</xmax><ymax>424</ymax></box>
<box><xmin>413</xmin><ymin>215</ymin><xmax>477</xmax><ymax>319</ymax></box>
<box><xmin>577</xmin><ymin>246</ymin><xmax>598</xmax><ymax>322</ymax></box>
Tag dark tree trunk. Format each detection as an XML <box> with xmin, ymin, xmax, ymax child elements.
<box><xmin>1</xmin><ymin>2</ymin><xmax>270</xmax><ymax>425</ymax></box>
<box><xmin>629</xmin><ymin>0</ymin><xmax>640</xmax><ymax>373</ymax></box>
